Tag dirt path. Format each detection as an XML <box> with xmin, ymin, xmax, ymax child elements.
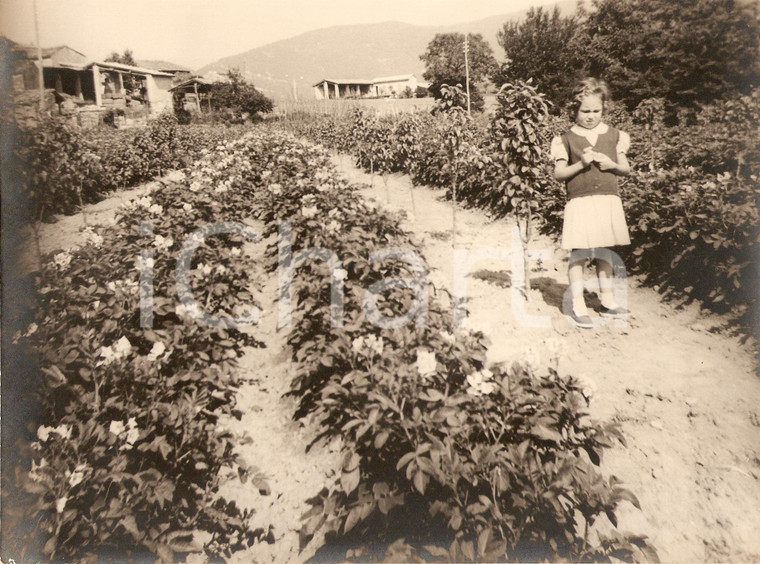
<box><xmin>332</xmin><ymin>154</ymin><xmax>760</xmax><ymax>563</ymax></box>
<box><xmin>30</xmin><ymin>156</ymin><xmax>760</xmax><ymax>563</ymax></box>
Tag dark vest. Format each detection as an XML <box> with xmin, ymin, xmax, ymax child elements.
<box><xmin>562</xmin><ymin>127</ymin><xmax>620</xmax><ymax>200</ymax></box>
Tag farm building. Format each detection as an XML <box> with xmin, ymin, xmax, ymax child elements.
<box><xmin>313</xmin><ymin>78</ymin><xmax>373</xmax><ymax>100</ymax></box>
<box><xmin>137</xmin><ymin>60</ymin><xmax>193</xmax><ymax>85</ymax></box>
<box><xmin>313</xmin><ymin>73</ymin><xmax>429</xmax><ymax>99</ymax></box>
<box><xmin>5</xmin><ymin>38</ymin><xmax>176</xmax><ymax>122</ymax></box>
<box><xmin>170</xmin><ymin>77</ymin><xmax>213</xmax><ymax>113</ymax></box>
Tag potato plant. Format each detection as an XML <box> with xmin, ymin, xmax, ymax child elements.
<box><xmin>231</xmin><ymin>128</ymin><xmax>657</xmax><ymax>561</ymax></box>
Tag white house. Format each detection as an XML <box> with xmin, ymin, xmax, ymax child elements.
<box><xmin>313</xmin><ymin>74</ymin><xmax>429</xmax><ymax>99</ymax></box>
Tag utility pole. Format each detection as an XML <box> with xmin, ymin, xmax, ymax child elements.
<box><xmin>34</xmin><ymin>0</ymin><xmax>45</xmax><ymax>115</ymax></box>
<box><xmin>464</xmin><ymin>34</ymin><xmax>471</xmax><ymax>116</ymax></box>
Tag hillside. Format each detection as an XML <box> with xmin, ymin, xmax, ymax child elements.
<box><xmin>197</xmin><ymin>1</ymin><xmax>575</xmax><ymax>100</ymax></box>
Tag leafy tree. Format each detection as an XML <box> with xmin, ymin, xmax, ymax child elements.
<box><xmin>104</xmin><ymin>49</ymin><xmax>136</xmax><ymax>66</ymax></box>
<box><xmin>494</xmin><ymin>6</ymin><xmax>583</xmax><ymax>110</ymax></box>
<box><xmin>210</xmin><ymin>68</ymin><xmax>274</xmax><ymax>122</ymax></box>
<box><xmin>104</xmin><ymin>49</ymin><xmax>138</xmax><ymax>97</ymax></box>
<box><xmin>420</xmin><ymin>33</ymin><xmax>497</xmax><ymax>112</ymax></box>
<box><xmin>579</xmin><ymin>0</ymin><xmax>760</xmax><ymax>109</ymax></box>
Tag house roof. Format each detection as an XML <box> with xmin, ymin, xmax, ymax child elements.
<box><xmin>169</xmin><ymin>77</ymin><xmax>212</xmax><ymax>92</ymax></box>
<box><xmin>137</xmin><ymin>59</ymin><xmax>192</xmax><ymax>73</ymax></box>
<box><xmin>13</xmin><ymin>43</ymin><xmax>88</xmax><ymax>60</ymax></box>
<box><xmin>313</xmin><ymin>78</ymin><xmax>374</xmax><ymax>87</ymax></box>
<box><xmin>91</xmin><ymin>60</ymin><xmax>173</xmax><ymax>77</ymax></box>
<box><xmin>371</xmin><ymin>74</ymin><xmax>416</xmax><ymax>84</ymax></box>
<box><xmin>313</xmin><ymin>74</ymin><xmax>418</xmax><ymax>87</ymax></box>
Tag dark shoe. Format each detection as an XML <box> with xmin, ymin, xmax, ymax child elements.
<box><xmin>568</xmin><ymin>311</ymin><xmax>594</xmax><ymax>329</ymax></box>
<box><xmin>599</xmin><ymin>305</ymin><xmax>630</xmax><ymax>317</ymax></box>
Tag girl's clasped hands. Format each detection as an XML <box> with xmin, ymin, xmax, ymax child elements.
<box><xmin>581</xmin><ymin>146</ymin><xmax>617</xmax><ymax>171</ymax></box>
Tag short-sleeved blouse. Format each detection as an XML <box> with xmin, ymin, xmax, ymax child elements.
<box><xmin>550</xmin><ymin>123</ymin><xmax>630</xmax><ymax>162</ymax></box>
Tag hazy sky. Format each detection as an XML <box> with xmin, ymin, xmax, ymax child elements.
<box><xmin>0</xmin><ymin>0</ymin><xmax>561</xmax><ymax>69</ymax></box>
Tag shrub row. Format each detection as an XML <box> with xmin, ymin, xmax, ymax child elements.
<box><xmin>7</xmin><ymin>138</ymin><xmax>270</xmax><ymax>561</ymax></box>
<box><xmin>208</xmin><ymin>128</ymin><xmax>657</xmax><ymax>561</ymax></box>
<box><xmin>8</xmin><ymin>112</ymin><xmax>252</xmax><ymax>220</ymax></box>
<box><xmin>283</xmin><ymin>89</ymin><xmax>760</xmax><ymax>336</ymax></box>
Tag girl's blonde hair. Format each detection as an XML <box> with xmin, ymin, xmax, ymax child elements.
<box><xmin>567</xmin><ymin>78</ymin><xmax>611</xmax><ymax>119</ymax></box>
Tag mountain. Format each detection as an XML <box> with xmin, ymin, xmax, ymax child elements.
<box><xmin>196</xmin><ymin>1</ymin><xmax>575</xmax><ymax>101</ymax></box>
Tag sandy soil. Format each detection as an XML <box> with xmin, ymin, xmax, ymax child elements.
<box><xmin>30</xmin><ymin>155</ymin><xmax>760</xmax><ymax>563</ymax></box>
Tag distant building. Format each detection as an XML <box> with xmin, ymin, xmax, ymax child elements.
<box><xmin>137</xmin><ymin>60</ymin><xmax>193</xmax><ymax>84</ymax></box>
<box><xmin>5</xmin><ymin>38</ymin><xmax>177</xmax><ymax>123</ymax></box>
<box><xmin>169</xmin><ymin>77</ymin><xmax>212</xmax><ymax>113</ymax></box>
<box><xmin>313</xmin><ymin>78</ymin><xmax>373</xmax><ymax>100</ymax></box>
<box><xmin>313</xmin><ymin>74</ymin><xmax>429</xmax><ymax>100</ymax></box>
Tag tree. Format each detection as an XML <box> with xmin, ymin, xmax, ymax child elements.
<box><xmin>420</xmin><ymin>33</ymin><xmax>497</xmax><ymax>112</ymax></box>
<box><xmin>493</xmin><ymin>6</ymin><xmax>583</xmax><ymax>110</ymax></box>
<box><xmin>104</xmin><ymin>49</ymin><xmax>136</xmax><ymax>66</ymax></box>
<box><xmin>209</xmin><ymin>68</ymin><xmax>274</xmax><ymax>122</ymax></box>
<box><xmin>579</xmin><ymin>0</ymin><xmax>760</xmax><ymax>109</ymax></box>
<box><xmin>105</xmin><ymin>49</ymin><xmax>138</xmax><ymax>98</ymax></box>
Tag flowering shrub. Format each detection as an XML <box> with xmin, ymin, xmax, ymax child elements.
<box><xmin>8</xmin><ymin>124</ymin><xmax>656</xmax><ymax>561</ymax></box>
<box><xmin>9</xmin><ymin>112</ymin><xmax>252</xmax><ymax>221</ymax></box>
<box><xmin>284</xmin><ymin>88</ymin><xmax>760</xmax><ymax>337</ymax></box>
<box><xmin>205</xmin><ymin>127</ymin><xmax>657</xmax><ymax>561</ymax></box>
<box><xmin>7</xmin><ymin>141</ymin><xmax>269</xmax><ymax>560</ymax></box>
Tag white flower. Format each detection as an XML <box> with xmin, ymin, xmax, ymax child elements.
<box><xmin>53</xmin><ymin>251</ymin><xmax>72</xmax><ymax>270</ymax></box>
<box><xmin>136</xmin><ymin>196</ymin><xmax>152</xmax><ymax>209</ymax></box>
<box><xmin>37</xmin><ymin>425</ymin><xmax>54</xmax><ymax>442</ymax></box>
<box><xmin>466</xmin><ymin>369</ymin><xmax>497</xmax><ymax>396</ymax></box>
<box><xmin>56</xmin><ymin>497</ymin><xmax>68</xmax><ymax>513</ymax></box>
<box><xmin>154</xmin><ymin>235</ymin><xmax>174</xmax><ymax>251</ymax></box>
<box><xmin>109</xmin><ymin>420</ymin><xmax>125</xmax><ymax>436</ymax></box>
<box><xmin>182</xmin><ymin>203</ymin><xmax>194</xmax><ymax>212</ymax></box>
<box><xmin>147</xmin><ymin>341</ymin><xmax>166</xmax><ymax>361</ymax></box>
<box><xmin>416</xmin><ymin>350</ymin><xmax>437</xmax><ymax>378</ymax></box>
<box><xmin>83</xmin><ymin>227</ymin><xmax>104</xmax><ymax>248</ymax></box>
<box><xmin>352</xmin><ymin>336</ymin><xmax>365</xmax><ymax>353</ymax></box>
<box><xmin>189</xmin><ymin>181</ymin><xmax>203</xmax><ymax>192</ymax></box>
<box><xmin>332</xmin><ymin>268</ymin><xmax>348</xmax><ymax>281</ymax></box>
<box><xmin>148</xmin><ymin>204</ymin><xmax>163</xmax><ymax>215</ymax></box>
<box><xmin>301</xmin><ymin>205</ymin><xmax>319</xmax><ymax>218</ymax></box>
<box><xmin>326</xmin><ymin>220</ymin><xmax>341</xmax><ymax>233</ymax></box>
<box><xmin>124</xmin><ymin>427</ymin><xmax>139</xmax><ymax>447</ymax></box>
<box><xmin>67</xmin><ymin>464</ymin><xmax>86</xmax><ymax>487</ymax></box>
<box><xmin>439</xmin><ymin>331</ymin><xmax>456</xmax><ymax>345</ymax></box>
<box><xmin>269</xmin><ymin>183</ymin><xmax>282</xmax><ymax>195</ymax></box>
<box><xmin>114</xmin><ymin>336</ymin><xmax>132</xmax><ymax>357</ymax></box>
<box><xmin>231</xmin><ymin>247</ymin><xmax>242</xmax><ymax>257</ymax></box>
<box><xmin>365</xmin><ymin>334</ymin><xmax>384</xmax><ymax>356</ymax></box>
<box><xmin>54</xmin><ymin>424</ymin><xmax>72</xmax><ymax>440</ymax></box>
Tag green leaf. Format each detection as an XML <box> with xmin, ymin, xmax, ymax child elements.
<box><xmin>340</xmin><ymin>467</ymin><xmax>360</xmax><ymax>494</ymax></box>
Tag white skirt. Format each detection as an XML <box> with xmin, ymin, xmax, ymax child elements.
<box><xmin>561</xmin><ymin>194</ymin><xmax>631</xmax><ymax>250</ymax></box>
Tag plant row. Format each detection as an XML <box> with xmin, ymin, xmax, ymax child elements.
<box><xmin>7</xmin><ymin>137</ymin><xmax>272</xmax><ymax>561</ymax></box>
<box><xmin>8</xmin><ymin>112</ymin><xmax>252</xmax><ymax>220</ymax></box>
<box><xmin>199</xmin><ymin>127</ymin><xmax>658</xmax><ymax>561</ymax></box>
<box><xmin>283</xmin><ymin>86</ymin><xmax>760</xmax><ymax>336</ymax></box>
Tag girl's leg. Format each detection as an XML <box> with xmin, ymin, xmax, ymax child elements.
<box><xmin>595</xmin><ymin>248</ymin><xmax>629</xmax><ymax>314</ymax></box>
<box><xmin>568</xmin><ymin>252</ymin><xmax>588</xmax><ymax>315</ymax></box>
<box><xmin>596</xmin><ymin>252</ymin><xmax>617</xmax><ymax>309</ymax></box>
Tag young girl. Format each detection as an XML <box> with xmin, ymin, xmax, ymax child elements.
<box><xmin>550</xmin><ymin>78</ymin><xmax>631</xmax><ymax>328</ymax></box>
